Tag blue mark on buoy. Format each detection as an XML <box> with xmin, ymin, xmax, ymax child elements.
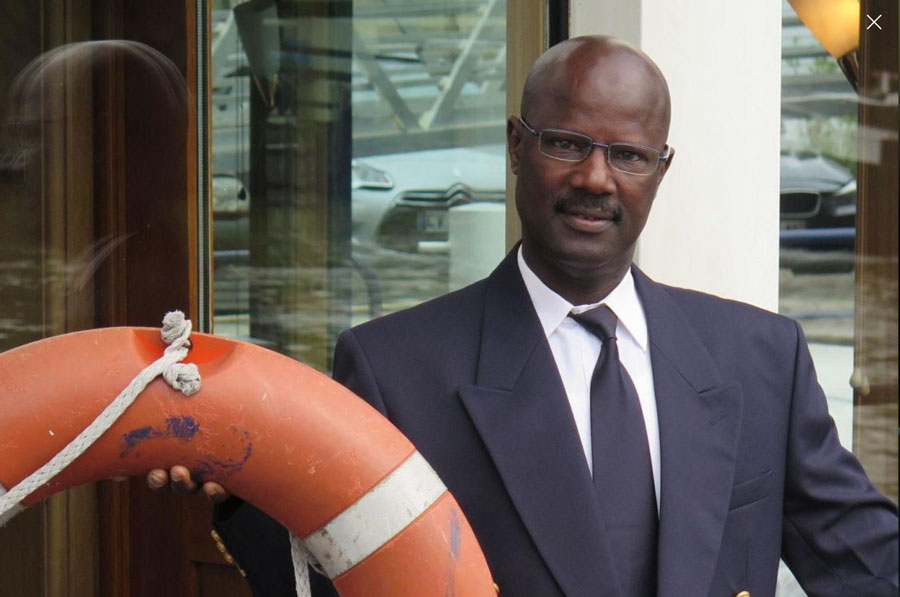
<box><xmin>166</xmin><ymin>415</ymin><xmax>199</xmax><ymax>440</ymax></box>
<box><xmin>198</xmin><ymin>427</ymin><xmax>253</xmax><ymax>477</ymax></box>
<box><xmin>121</xmin><ymin>420</ymin><xmax>252</xmax><ymax>478</ymax></box>
<box><xmin>449</xmin><ymin>508</ymin><xmax>460</xmax><ymax>560</ymax></box>
<box><xmin>122</xmin><ymin>425</ymin><xmax>162</xmax><ymax>451</ymax></box>
<box><xmin>121</xmin><ymin>417</ymin><xmax>199</xmax><ymax>456</ymax></box>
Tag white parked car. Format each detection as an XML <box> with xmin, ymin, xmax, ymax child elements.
<box><xmin>351</xmin><ymin>144</ymin><xmax>506</xmax><ymax>253</ymax></box>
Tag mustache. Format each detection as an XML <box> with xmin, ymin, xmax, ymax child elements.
<box><xmin>553</xmin><ymin>192</ymin><xmax>620</xmax><ymax>219</ymax></box>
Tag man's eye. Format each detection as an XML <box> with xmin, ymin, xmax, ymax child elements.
<box><xmin>611</xmin><ymin>148</ymin><xmax>647</xmax><ymax>162</ymax></box>
<box><xmin>552</xmin><ymin>139</ymin><xmax>577</xmax><ymax>151</ymax></box>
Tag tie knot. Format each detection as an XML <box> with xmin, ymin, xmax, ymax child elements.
<box><xmin>570</xmin><ymin>305</ymin><xmax>617</xmax><ymax>341</ymax></box>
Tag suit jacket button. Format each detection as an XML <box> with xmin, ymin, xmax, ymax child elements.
<box><xmin>735</xmin><ymin>591</ymin><xmax>750</xmax><ymax>597</ymax></box>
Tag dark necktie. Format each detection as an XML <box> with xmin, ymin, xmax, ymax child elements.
<box><xmin>570</xmin><ymin>305</ymin><xmax>658</xmax><ymax>596</ymax></box>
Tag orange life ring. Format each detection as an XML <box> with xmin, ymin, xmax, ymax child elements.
<box><xmin>0</xmin><ymin>327</ymin><xmax>496</xmax><ymax>596</ymax></box>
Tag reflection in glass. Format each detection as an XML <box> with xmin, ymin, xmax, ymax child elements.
<box><xmin>0</xmin><ymin>8</ymin><xmax>197</xmax><ymax>591</ymax></box>
<box><xmin>777</xmin><ymin>2</ymin><xmax>898</xmax><ymax>594</ymax></box>
<box><xmin>779</xmin><ymin>0</ymin><xmax>859</xmax><ymax>447</ymax></box>
<box><xmin>211</xmin><ymin>0</ymin><xmax>508</xmax><ymax>372</ymax></box>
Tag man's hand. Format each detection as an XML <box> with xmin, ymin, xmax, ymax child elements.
<box><xmin>146</xmin><ymin>466</ymin><xmax>230</xmax><ymax>503</ymax></box>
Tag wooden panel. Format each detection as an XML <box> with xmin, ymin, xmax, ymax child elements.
<box><xmin>0</xmin><ymin>0</ymin><xmax>221</xmax><ymax>594</ymax></box>
<box><xmin>0</xmin><ymin>2</ymin><xmax>49</xmax><ymax>593</ymax></box>
<box><xmin>45</xmin><ymin>485</ymin><xmax>99</xmax><ymax>597</ymax></box>
<box><xmin>853</xmin><ymin>0</ymin><xmax>898</xmax><ymax>503</ymax></box>
<box><xmin>120</xmin><ymin>0</ymin><xmax>193</xmax><ymax>327</ymax></box>
<box><xmin>92</xmin><ymin>0</ymin><xmax>129</xmax><ymax>326</ymax></box>
<box><xmin>1</xmin><ymin>0</ymin><xmax>101</xmax><ymax>595</ymax></box>
<box><xmin>505</xmin><ymin>0</ymin><xmax>545</xmax><ymax>249</ymax></box>
<box><xmin>0</xmin><ymin>508</ymin><xmax>44</xmax><ymax>597</ymax></box>
<box><xmin>196</xmin><ymin>563</ymin><xmax>253</xmax><ymax>597</ymax></box>
<box><xmin>97</xmin><ymin>481</ymin><xmax>131</xmax><ymax>597</ymax></box>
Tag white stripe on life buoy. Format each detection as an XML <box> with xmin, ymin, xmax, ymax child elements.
<box><xmin>0</xmin><ymin>482</ymin><xmax>25</xmax><ymax>528</ymax></box>
<box><xmin>303</xmin><ymin>450</ymin><xmax>447</xmax><ymax>579</ymax></box>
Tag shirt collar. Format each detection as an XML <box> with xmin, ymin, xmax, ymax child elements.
<box><xmin>517</xmin><ymin>246</ymin><xmax>649</xmax><ymax>352</ymax></box>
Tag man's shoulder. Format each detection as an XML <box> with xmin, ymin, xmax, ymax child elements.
<box><xmin>345</xmin><ymin>277</ymin><xmax>490</xmax><ymax>345</ymax></box>
<box><xmin>650</xmin><ymin>278</ymin><xmax>801</xmax><ymax>343</ymax></box>
<box><xmin>659</xmin><ymin>281</ymin><xmax>775</xmax><ymax>316</ymax></box>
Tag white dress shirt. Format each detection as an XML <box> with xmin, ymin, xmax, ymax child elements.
<box><xmin>517</xmin><ymin>247</ymin><xmax>660</xmax><ymax>505</ymax></box>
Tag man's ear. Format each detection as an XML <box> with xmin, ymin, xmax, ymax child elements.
<box><xmin>656</xmin><ymin>146</ymin><xmax>675</xmax><ymax>187</ymax></box>
<box><xmin>507</xmin><ymin>117</ymin><xmax>521</xmax><ymax>175</ymax></box>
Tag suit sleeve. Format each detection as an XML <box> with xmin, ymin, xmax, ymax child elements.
<box><xmin>212</xmin><ymin>498</ymin><xmax>338</xmax><ymax>597</ymax></box>
<box><xmin>209</xmin><ymin>329</ymin><xmax>383</xmax><ymax>597</ymax></box>
<box><xmin>781</xmin><ymin>321</ymin><xmax>898</xmax><ymax>596</ymax></box>
<box><xmin>332</xmin><ymin>328</ymin><xmax>389</xmax><ymax>416</ymax></box>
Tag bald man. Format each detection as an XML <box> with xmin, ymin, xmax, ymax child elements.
<box><xmin>157</xmin><ymin>36</ymin><xmax>898</xmax><ymax>596</ymax></box>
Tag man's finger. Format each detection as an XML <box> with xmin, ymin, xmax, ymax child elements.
<box><xmin>169</xmin><ymin>465</ymin><xmax>198</xmax><ymax>494</ymax></box>
<box><xmin>147</xmin><ymin>469</ymin><xmax>168</xmax><ymax>490</ymax></box>
<box><xmin>202</xmin><ymin>481</ymin><xmax>230</xmax><ymax>504</ymax></box>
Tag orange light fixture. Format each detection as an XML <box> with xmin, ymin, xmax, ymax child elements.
<box><xmin>788</xmin><ymin>0</ymin><xmax>860</xmax><ymax>58</ymax></box>
<box><xmin>788</xmin><ymin>0</ymin><xmax>861</xmax><ymax>90</ymax></box>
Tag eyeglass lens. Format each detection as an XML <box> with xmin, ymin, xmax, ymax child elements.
<box><xmin>538</xmin><ymin>129</ymin><xmax>659</xmax><ymax>174</ymax></box>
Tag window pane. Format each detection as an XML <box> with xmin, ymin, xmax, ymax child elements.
<box><xmin>778</xmin><ymin>2</ymin><xmax>898</xmax><ymax>594</ymax></box>
<box><xmin>0</xmin><ymin>2</ymin><xmax>199</xmax><ymax>592</ymax></box>
<box><xmin>780</xmin><ymin>0</ymin><xmax>858</xmax><ymax>449</ymax></box>
<box><xmin>211</xmin><ymin>0</ymin><xmax>508</xmax><ymax>371</ymax></box>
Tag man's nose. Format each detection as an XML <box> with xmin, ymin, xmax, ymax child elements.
<box><xmin>568</xmin><ymin>147</ymin><xmax>615</xmax><ymax>193</ymax></box>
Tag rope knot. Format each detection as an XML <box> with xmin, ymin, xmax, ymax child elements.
<box><xmin>163</xmin><ymin>363</ymin><xmax>201</xmax><ymax>396</ymax></box>
<box><xmin>161</xmin><ymin>310</ymin><xmax>191</xmax><ymax>347</ymax></box>
<box><xmin>159</xmin><ymin>311</ymin><xmax>200</xmax><ymax>396</ymax></box>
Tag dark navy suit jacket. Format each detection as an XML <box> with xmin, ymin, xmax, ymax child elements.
<box><xmin>215</xmin><ymin>250</ymin><xmax>898</xmax><ymax>596</ymax></box>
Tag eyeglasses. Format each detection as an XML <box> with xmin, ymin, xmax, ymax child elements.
<box><xmin>519</xmin><ymin>116</ymin><xmax>671</xmax><ymax>176</ymax></box>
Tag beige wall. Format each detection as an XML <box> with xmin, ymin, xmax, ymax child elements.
<box><xmin>570</xmin><ymin>1</ymin><xmax>782</xmax><ymax>312</ymax></box>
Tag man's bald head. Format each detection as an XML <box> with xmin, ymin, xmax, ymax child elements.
<box><xmin>520</xmin><ymin>36</ymin><xmax>671</xmax><ymax>140</ymax></box>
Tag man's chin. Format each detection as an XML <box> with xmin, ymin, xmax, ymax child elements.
<box><xmin>554</xmin><ymin>243</ymin><xmax>634</xmax><ymax>276</ymax></box>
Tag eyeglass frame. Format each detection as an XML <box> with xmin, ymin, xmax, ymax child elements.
<box><xmin>518</xmin><ymin>116</ymin><xmax>672</xmax><ymax>176</ymax></box>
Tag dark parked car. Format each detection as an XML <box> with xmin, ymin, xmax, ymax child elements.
<box><xmin>780</xmin><ymin>151</ymin><xmax>856</xmax><ymax>251</ymax></box>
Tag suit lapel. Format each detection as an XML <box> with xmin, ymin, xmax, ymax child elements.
<box><xmin>459</xmin><ymin>251</ymin><xmax>623</xmax><ymax>597</ymax></box>
<box><xmin>633</xmin><ymin>269</ymin><xmax>744</xmax><ymax>597</ymax></box>
<box><xmin>458</xmin><ymin>256</ymin><xmax>744</xmax><ymax>596</ymax></box>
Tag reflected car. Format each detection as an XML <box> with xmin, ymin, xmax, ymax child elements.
<box><xmin>212</xmin><ymin>144</ymin><xmax>506</xmax><ymax>255</ymax></box>
<box><xmin>779</xmin><ymin>151</ymin><xmax>856</xmax><ymax>251</ymax></box>
<box><xmin>351</xmin><ymin>144</ymin><xmax>506</xmax><ymax>253</ymax></box>
<box><xmin>211</xmin><ymin>144</ymin><xmax>506</xmax><ymax>315</ymax></box>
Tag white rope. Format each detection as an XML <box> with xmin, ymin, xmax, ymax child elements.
<box><xmin>0</xmin><ymin>483</ymin><xmax>24</xmax><ymax>527</ymax></box>
<box><xmin>0</xmin><ymin>311</ymin><xmax>200</xmax><ymax>525</ymax></box>
<box><xmin>291</xmin><ymin>531</ymin><xmax>325</xmax><ymax>597</ymax></box>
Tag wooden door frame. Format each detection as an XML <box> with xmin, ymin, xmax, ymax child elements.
<box><xmin>852</xmin><ymin>0</ymin><xmax>898</xmax><ymax>502</ymax></box>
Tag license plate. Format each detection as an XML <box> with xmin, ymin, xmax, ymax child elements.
<box><xmin>417</xmin><ymin>210</ymin><xmax>447</xmax><ymax>233</ymax></box>
<box><xmin>780</xmin><ymin>219</ymin><xmax>807</xmax><ymax>230</ymax></box>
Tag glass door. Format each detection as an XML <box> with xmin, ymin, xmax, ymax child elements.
<box><xmin>777</xmin><ymin>1</ymin><xmax>897</xmax><ymax>594</ymax></box>
<box><xmin>0</xmin><ymin>1</ymin><xmax>202</xmax><ymax>594</ymax></box>
<box><xmin>210</xmin><ymin>0</ymin><xmax>509</xmax><ymax>372</ymax></box>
